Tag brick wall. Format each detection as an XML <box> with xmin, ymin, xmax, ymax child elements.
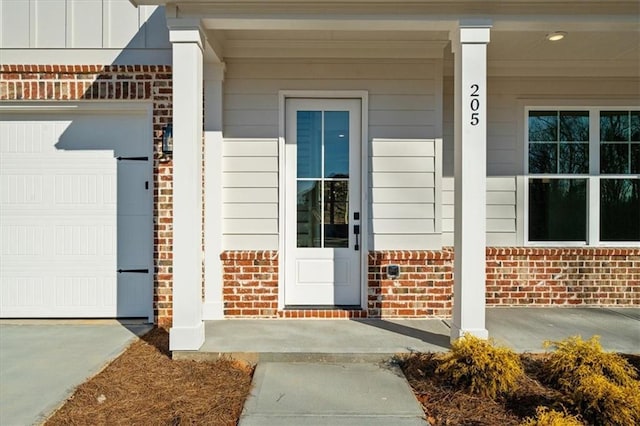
<box><xmin>0</xmin><ymin>65</ymin><xmax>174</xmax><ymax>326</ymax></box>
<box><xmin>221</xmin><ymin>248</ymin><xmax>638</xmax><ymax>319</ymax></box>
<box><xmin>368</xmin><ymin>251</ymin><xmax>454</xmax><ymax>317</ymax></box>
<box><xmin>485</xmin><ymin>248</ymin><xmax>640</xmax><ymax>306</ymax></box>
<box><xmin>221</xmin><ymin>251</ymin><xmax>279</xmax><ymax>317</ymax></box>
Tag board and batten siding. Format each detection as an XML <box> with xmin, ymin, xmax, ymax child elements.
<box><xmin>0</xmin><ymin>0</ymin><xmax>170</xmax><ymax>64</ymax></box>
<box><xmin>221</xmin><ymin>58</ymin><xmax>443</xmax><ymax>250</ymax></box>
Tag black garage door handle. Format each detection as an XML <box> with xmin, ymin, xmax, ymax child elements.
<box><xmin>118</xmin><ymin>269</ymin><xmax>149</xmax><ymax>274</ymax></box>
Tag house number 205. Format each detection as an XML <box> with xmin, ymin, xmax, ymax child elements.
<box><xmin>470</xmin><ymin>84</ymin><xmax>480</xmax><ymax>126</ymax></box>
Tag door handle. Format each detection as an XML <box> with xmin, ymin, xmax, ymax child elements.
<box><xmin>353</xmin><ymin>224</ymin><xmax>360</xmax><ymax>251</ymax></box>
<box><xmin>118</xmin><ymin>269</ymin><xmax>149</xmax><ymax>274</ymax></box>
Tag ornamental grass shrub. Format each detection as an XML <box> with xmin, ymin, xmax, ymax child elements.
<box><xmin>544</xmin><ymin>335</ymin><xmax>640</xmax><ymax>426</ymax></box>
<box><xmin>435</xmin><ymin>334</ymin><xmax>523</xmax><ymax>399</ymax></box>
<box><xmin>520</xmin><ymin>406</ymin><xmax>583</xmax><ymax>426</ymax></box>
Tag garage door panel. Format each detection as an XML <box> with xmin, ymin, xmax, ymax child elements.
<box><xmin>1</xmin><ymin>273</ymin><xmax>117</xmax><ymax>318</ymax></box>
<box><xmin>0</xmin><ymin>112</ymin><xmax>152</xmax><ymax>319</ymax></box>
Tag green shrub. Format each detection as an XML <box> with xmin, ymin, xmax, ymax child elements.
<box><xmin>544</xmin><ymin>335</ymin><xmax>640</xmax><ymax>425</ymax></box>
<box><xmin>435</xmin><ymin>334</ymin><xmax>523</xmax><ymax>399</ymax></box>
<box><xmin>573</xmin><ymin>373</ymin><xmax>640</xmax><ymax>426</ymax></box>
<box><xmin>544</xmin><ymin>335</ymin><xmax>638</xmax><ymax>388</ymax></box>
<box><xmin>520</xmin><ymin>406</ymin><xmax>583</xmax><ymax>426</ymax></box>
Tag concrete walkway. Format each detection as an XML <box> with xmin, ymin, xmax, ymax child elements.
<box><xmin>0</xmin><ymin>320</ymin><xmax>150</xmax><ymax>426</ymax></box>
<box><xmin>239</xmin><ymin>362</ymin><xmax>428</xmax><ymax>426</ymax></box>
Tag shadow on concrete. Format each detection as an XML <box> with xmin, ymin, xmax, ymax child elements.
<box><xmin>352</xmin><ymin>319</ymin><xmax>451</xmax><ymax>351</ymax></box>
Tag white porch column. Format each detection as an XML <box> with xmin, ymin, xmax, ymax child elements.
<box><xmin>450</xmin><ymin>20</ymin><xmax>491</xmax><ymax>341</ymax></box>
<box><xmin>203</xmin><ymin>62</ymin><xmax>225</xmax><ymax>320</ymax></box>
<box><xmin>169</xmin><ymin>24</ymin><xmax>205</xmax><ymax>351</ymax></box>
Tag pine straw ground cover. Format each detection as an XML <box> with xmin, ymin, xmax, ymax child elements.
<box><xmin>400</xmin><ymin>353</ymin><xmax>640</xmax><ymax>426</ymax></box>
<box><xmin>45</xmin><ymin>328</ymin><xmax>253</xmax><ymax>426</ymax></box>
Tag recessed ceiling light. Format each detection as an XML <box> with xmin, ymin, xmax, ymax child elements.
<box><xmin>546</xmin><ymin>31</ymin><xmax>567</xmax><ymax>42</ymax></box>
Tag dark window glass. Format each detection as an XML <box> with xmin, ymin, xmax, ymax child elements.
<box><xmin>600</xmin><ymin>179</ymin><xmax>640</xmax><ymax>241</ymax></box>
<box><xmin>529</xmin><ymin>143</ymin><xmax>557</xmax><ymax>173</ymax></box>
<box><xmin>631</xmin><ymin>112</ymin><xmax>640</xmax><ymax>141</ymax></box>
<box><xmin>529</xmin><ymin>111</ymin><xmax>557</xmax><ymax>142</ymax></box>
<box><xmin>297</xmin><ymin>181</ymin><xmax>322</xmax><ymax>247</ymax></box>
<box><xmin>600</xmin><ymin>111</ymin><xmax>629</xmax><ymax>142</ymax></box>
<box><xmin>559</xmin><ymin>143</ymin><xmax>589</xmax><ymax>174</ymax></box>
<box><xmin>324</xmin><ymin>181</ymin><xmax>349</xmax><ymax>248</ymax></box>
<box><xmin>631</xmin><ymin>144</ymin><xmax>640</xmax><ymax>174</ymax></box>
<box><xmin>529</xmin><ymin>179</ymin><xmax>587</xmax><ymax>241</ymax></box>
<box><xmin>601</xmin><ymin>144</ymin><xmax>629</xmax><ymax>174</ymax></box>
<box><xmin>324</xmin><ymin>111</ymin><xmax>349</xmax><ymax>178</ymax></box>
<box><xmin>296</xmin><ymin>111</ymin><xmax>322</xmax><ymax>179</ymax></box>
<box><xmin>560</xmin><ymin>111</ymin><xmax>589</xmax><ymax>142</ymax></box>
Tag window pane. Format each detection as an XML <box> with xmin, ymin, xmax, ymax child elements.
<box><xmin>631</xmin><ymin>144</ymin><xmax>640</xmax><ymax>174</ymax></box>
<box><xmin>297</xmin><ymin>111</ymin><xmax>322</xmax><ymax>178</ymax></box>
<box><xmin>559</xmin><ymin>143</ymin><xmax>588</xmax><ymax>174</ymax></box>
<box><xmin>560</xmin><ymin>111</ymin><xmax>589</xmax><ymax>142</ymax></box>
<box><xmin>297</xmin><ymin>181</ymin><xmax>322</xmax><ymax>247</ymax></box>
<box><xmin>600</xmin><ymin>179</ymin><xmax>640</xmax><ymax>241</ymax></box>
<box><xmin>631</xmin><ymin>111</ymin><xmax>640</xmax><ymax>141</ymax></box>
<box><xmin>529</xmin><ymin>143</ymin><xmax>557</xmax><ymax>173</ymax></box>
<box><xmin>324</xmin><ymin>111</ymin><xmax>349</xmax><ymax>178</ymax></box>
<box><xmin>600</xmin><ymin>144</ymin><xmax>629</xmax><ymax>174</ymax></box>
<box><xmin>324</xmin><ymin>180</ymin><xmax>349</xmax><ymax>248</ymax></box>
<box><xmin>600</xmin><ymin>111</ymin><xmax>629</xmax><ymax>142</ymax></box>
<box><xmin>529</xmin><ymin>179</ymin><xmax>587</xmax><ymax>241</ymax></box>
<box><xmin>529</xmin><ymin>111</ymin><xmax>557</xmax><ymax>142</ymax></box>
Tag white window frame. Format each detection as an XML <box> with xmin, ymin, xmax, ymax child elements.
<box><xmin>524</xmin><ymin>106</ymin><xmax>640</xmax><ymax>247</ymax></box>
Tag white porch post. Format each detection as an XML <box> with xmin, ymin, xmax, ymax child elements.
<box><xmin>169</xmin><ymin>23</ymin><xmax>205</xmax><ymax>351</ymax></box>
<box><xmin>203</xmin><ymin>62</ymin><xmax>225</xmax><ymax>319</ymax></box>
<box><xmin>450</xmin><ymin>20</ymin><xmax>491</xmax><ymax>341</ymax></box>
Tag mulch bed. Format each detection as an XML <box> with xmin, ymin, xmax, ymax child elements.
<box><xmin>45</xmin><ymin>328</ymin><xmax>253</xmax><ymax>426</ymax></box>
<box><xmin>401</xmin><ymin>352</ymin><xmax>640</xmax><ymax>426</ymax></box>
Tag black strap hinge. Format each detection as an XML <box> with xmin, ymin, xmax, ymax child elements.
<box><xmin>118</xmin><ymin>269</ymin><xmax>149</xmax><ymax>274</ymax></box>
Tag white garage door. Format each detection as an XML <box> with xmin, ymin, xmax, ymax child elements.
<box><xmin>0</xmin><ymin>108</ymin><xmax>153</xmax><ymax>319</ymax></box>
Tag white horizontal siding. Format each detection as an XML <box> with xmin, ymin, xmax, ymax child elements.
<box><xmin>370</xmin><ymin>138</ymin><xmax>441</xmax><ymax>250</ymax></box>
<box><xmin>442</xmin><ymin>176</ymin><xmax>518</xmax><ymax>246</ymax></box>
<box><xmin>222</xmin><ymin>138</ymin><xmax>279</xmax><ymax>250</ymax></box>
<box><xmin>223</xmin><ymin>59</ymin><xmax>440</xmax><ymax>140</ymax></box>
<box><xmin>0</xmin><ymin>1</ymin><xmax>169</xmax><ymax>50</ymax></box>
<box><xmin>221</xmin><ymin>59</ymin><xmax>442</xmax><ymax>250</ymax></box>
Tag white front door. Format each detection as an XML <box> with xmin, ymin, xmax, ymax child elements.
<box><xmin>285</xmin><ymin>99</ymin><xmax>362</xmax><ymax>306</ymax></box>
<box><xmin>0</xmin><ymin>111</ymin><xmax>152</xmax><ymax>318</ymax></box>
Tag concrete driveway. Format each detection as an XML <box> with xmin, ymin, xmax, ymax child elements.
<box><xmin>0</xmin><ymin>320</ymin><xmax>150</xmax><ymax>426</ymax></box>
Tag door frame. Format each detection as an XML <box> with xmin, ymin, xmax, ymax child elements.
<box><xmin>0</xmin><ymin>101</ymin><xmax>155</xmax><ymax>322</ymax></box>
<box><xmin>278</xmin><ymin>91</ymin><xmax>369</xmax><ymax>310</ymax></box>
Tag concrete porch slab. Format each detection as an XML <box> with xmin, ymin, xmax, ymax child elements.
<box><xmin>173</xmin><ymin>307</ymin><xmax>640</xmax><ymax>361</ymax></box>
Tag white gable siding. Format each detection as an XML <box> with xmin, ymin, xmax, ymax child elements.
<box><xmin>221</xmin><ymin>58</ymin><xmax>442</xmax><ymax>250</ymax></box>
<box><xmin>0</xmin><ymin>0</ymin><xmax>170</xmax><ymax>63</ymax></box>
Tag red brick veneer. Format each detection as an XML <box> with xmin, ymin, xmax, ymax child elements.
<box><xmin>222</xmin><ymin>248</ymin><xmax>638</xmax><ymax>318</ymax></box>
<box><xmin>0</xmin><ymin>65</ymin><xmax>174</xmax><ymax>326</ymax></box>
<box><xmin>368</xmin><ymin>250</ymin><xmax>454</xmax><ymax>317</ymax></box>
<box><xmin>485</xmin><ymin>247</ymin><xmax>640</xmax><ymax>306</ymax></box>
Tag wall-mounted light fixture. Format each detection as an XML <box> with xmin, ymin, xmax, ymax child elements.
<box><xmin>161</xmin><ymin>123</ymin><xmax>173</xmax><ymax>161</ymax></box>
<box><xmin>546</xmin><ymin>31</ymin><xmax>567</xmax><ymax>41</ymax></box>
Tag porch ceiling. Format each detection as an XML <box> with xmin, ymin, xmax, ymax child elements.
<box><xmin>154</xmin><ymin>0</ymin><xmax>639</xmax><ymax>74</ymax></box>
